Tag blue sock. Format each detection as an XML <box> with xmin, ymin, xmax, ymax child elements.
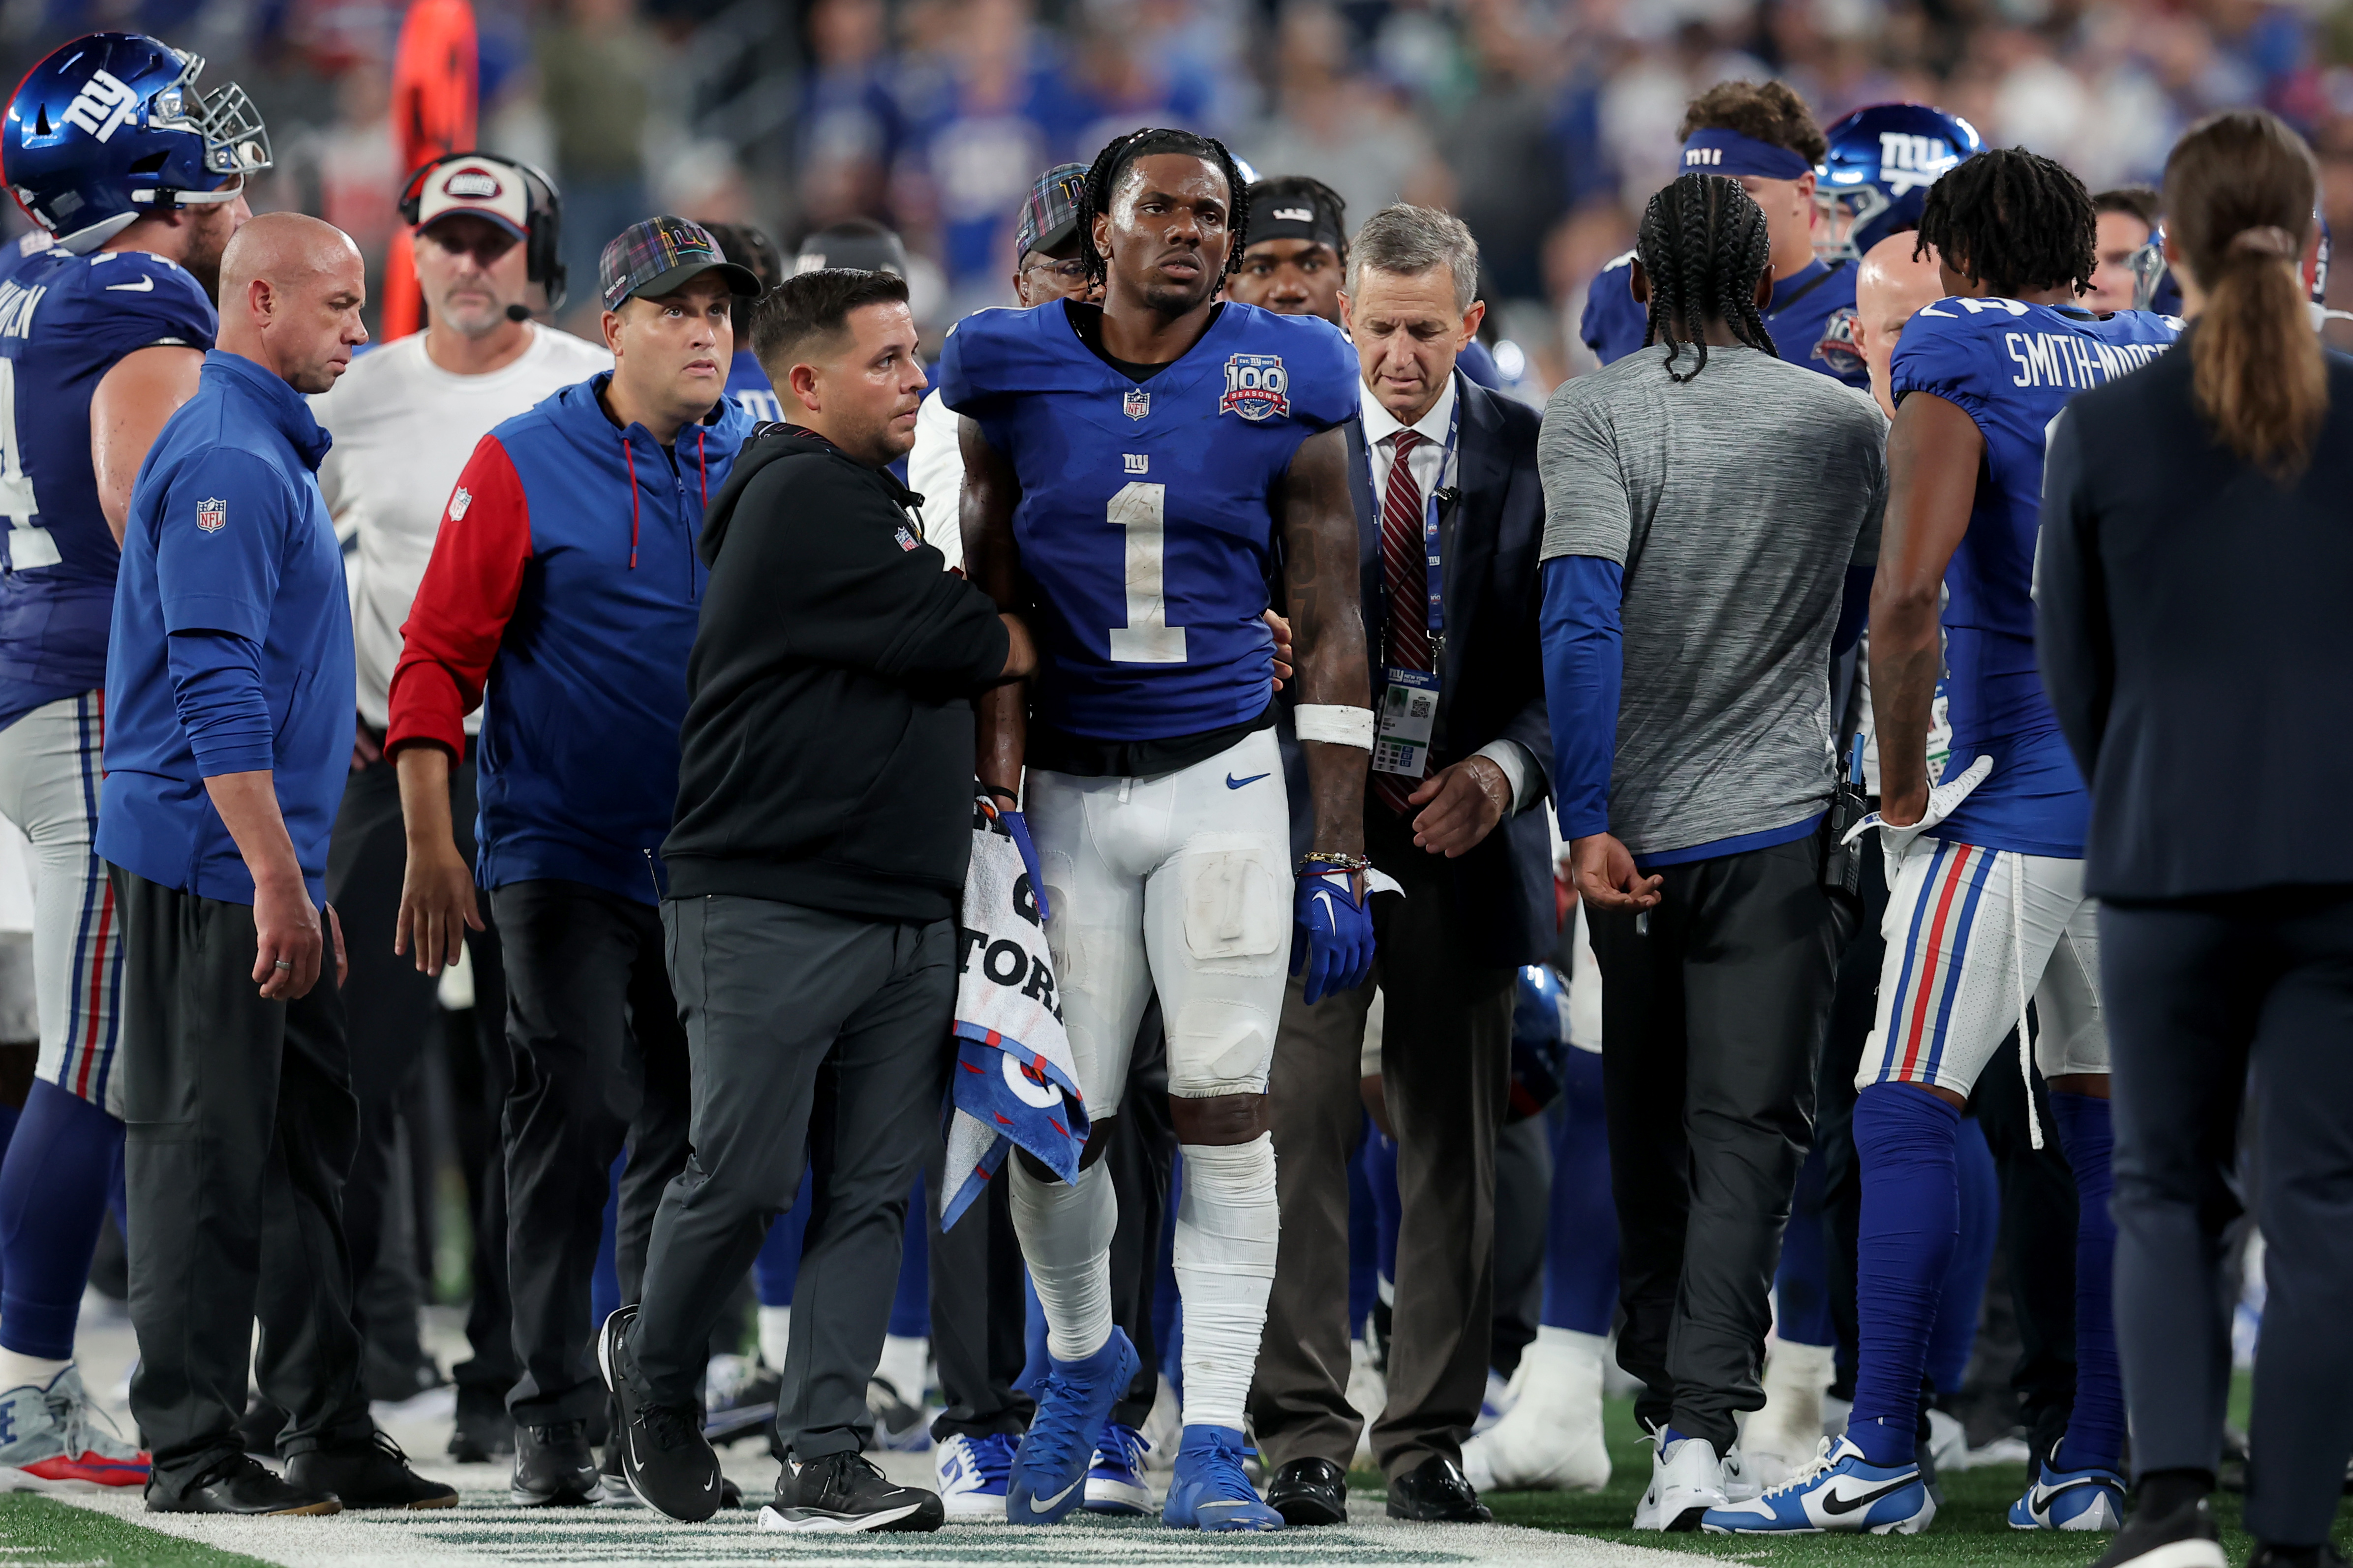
<box><xmin>1929</xmin><ymin>1117</ymin><xmax>2000</xmax><ymax>1395</ymax></box>
<box><xmin>1540</xmin><ymin>1049</ymin><xmax>1619</xmax><ymax>1334</ymax></box>
<box><xmin>0</xmin><ymin>1097</ymin><xmax>15</xmax><ymax>1304</ymax></box>
<box><xmin>888</xmin><ymin>1172</ymin><xmax>929</xmax><ymax>1338</ymax></box>
<box><xmin>1848</xmin><ymin>1083</ymin><xmax>1961</xmax><ymax>1468</ymax></box>
<box><xmin>1775</xmin><ymin>1142</ymin><xmax>1836</xmax><ymax>1347</ymax></box>
<box><xmin>1347</xmin><ymin>1114</ymin><xmax>1377</xmax><ymax>1336</ymax></box>
<box><xmin>752</xmin><ymin>1170</ymin><xmax>813</xmax><ymax>1308</ymax></box>
<box><xmin>1366</xmin><ymin>1130</ymin><xmax>1400</xmax><ymax>1287</ymax></box>
<box><xmin>0</xmin><ymin>1082</ymin><xmax>124</xmax><ymax>1359</ymax></box>
<box><xmin>590</xmin><ymin>1149</ymin><xmax>623</xmax><ymax>1332</ymax></box>
<box><xmin>2049</xmin><ymin>1091</ymin><xmax>2122</xmax><ymax>1474</ymax></box>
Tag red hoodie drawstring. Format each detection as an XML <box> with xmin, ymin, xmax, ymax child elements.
<box><xmin>623</xmin><ymin>438</ymin><xmax>641</xmax><ymax>570</ymax></box>
<box><xmin>696</xmin><ymin>428</ymin><xmax>709</xmax><ymax>511</ymax></box>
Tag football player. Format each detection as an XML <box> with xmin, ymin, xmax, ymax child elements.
<box><xmin>1226</xmin><ymin>176</ymin><xmax>1347</xmax><ymax>324</ymax></box>
<box><xmin>0</xmin><ymin>30</ymin><xmax>267</xmax><ymax>1492</ymax></box>
<box><xmin>941</xmin><ymin>126</ymin><xmax>1372</xmax><ymax>1533</ymax></box>
<box><xmin>1702</xmin><ymin>148</ymin><xmax>2180</xmax><ymax>1538</ymax></box>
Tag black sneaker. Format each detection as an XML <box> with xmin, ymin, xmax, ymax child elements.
<box><xmin>448</xmin><ymin>1384</ymin><xmax>515</xmax><ymax>1463</ymax></box>
<box><xmin>512</xmin><ymin>1418</ymin><xmax>599</xmax><ymax>1506</ymax></box>
<box><xmin>284</xmin><ymin>1430</ymin><xmax>458</xmax><ymax>1509</ymax></box>
<box><xmin>236</xmin><ymin>1394</ymin><xmax>287</xmax><ymax>1456</ymax></box>
<box><xmin>2248</xmin><ymin>1545</ymin><xmax>2350</xmax><ymax>1568</ymax></box>
<box><xmin>597</xmin><ymin>1304</ymin><xmax>724</xmax><ymax>1522</ymax></box>
<box><xmin>148</xmin><ymin>1452</ymin><xmax>340</xmax><ymax>1515</ymax></box>
<box><xmin>759</xmin><ymin>1450</ymin><xmax>944</xmax><ymax>1534</ymax></box>
<box><xmin>2090</xmin><ymin>1493</ymin><xmax>2226</xmax><ymax>1568</ymax></box>
<box><xmin>705</xmin><ymin>1359</ymin><xmax>781</xmax><ymax>1447</ymax></box>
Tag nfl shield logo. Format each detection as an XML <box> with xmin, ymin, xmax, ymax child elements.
<box><xmin>196</xmin><ymin>497</ymin><xmax>226</xmax><ymax>533</ymax></box>
<box><xmin>1124</xmin><ymin>388</ymin><xmax>1150</xmax><ymax>421</ymax></box>
<box><xmin>1220</xmin><ymin>354</ymin><xmax>1289</xmax><ymax>422</ymax></box>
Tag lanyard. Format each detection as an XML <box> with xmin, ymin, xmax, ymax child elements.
<box><xmin>1366</xmin><ymin>391</ymin><xmax>1461</xmax><ymax>640</ymax></box>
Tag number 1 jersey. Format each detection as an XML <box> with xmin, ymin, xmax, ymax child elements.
<box><xmin>937</xmin><ymin>299</ymin><xmax>1358</xmax><ymax>743</ymax></box>
<box><xmin>0</xmin><ymin>241</ymin><xmax>217</xmax><ymax>721</ymax></box>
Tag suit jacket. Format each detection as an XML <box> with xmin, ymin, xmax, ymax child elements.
<box><xmin>1281</xmin><ymin>370</ymin><xmax>1555</xmax><ymax>966</ymax></box>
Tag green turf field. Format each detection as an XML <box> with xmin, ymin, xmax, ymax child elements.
<box><xmin>0</xmin><ymin>1491</ymin><xmax>275</xmax><ymax>1567</ymax></box>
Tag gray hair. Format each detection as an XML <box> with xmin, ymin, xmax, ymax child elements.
<box><xmin>1346</xmin><ymin>204</ymin><xmax>1480</xmax><ymax>313</ymax></box>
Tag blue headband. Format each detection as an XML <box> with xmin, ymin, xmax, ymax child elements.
<box><xmin>1679</xmin><ymin>127</ymin><xmax>1813</xmax><ymax>182</ymax></box>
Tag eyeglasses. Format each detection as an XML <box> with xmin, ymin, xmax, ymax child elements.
<box><xmin>1021</xmin><ymin>257</ymin><xmax>1091</xmax><ymax>282</ymax></box>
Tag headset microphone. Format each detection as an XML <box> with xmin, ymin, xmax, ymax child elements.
<box><xmin>505</xmin><ymin>303</ymin><xmax>532</xmax><ymax>321</ymax></box>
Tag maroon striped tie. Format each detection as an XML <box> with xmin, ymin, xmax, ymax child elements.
<box><xmin>1374</xmin><ymin>429</ymin><xmax>1427</xmax><ymax>817</ymax></box>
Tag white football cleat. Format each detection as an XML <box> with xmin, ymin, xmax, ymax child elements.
<box><xmin>1460</xmin><ymin>1329</ymin><xmax>1611</xmax><ymax>1494</ymax></box>
<box><xmin>1636</xmin><ymin>1431</ymin><xmax>1729</xmax><ymax>1531</ymax></box>
<box><xmin>1741</xmin><ymin>1339</ymin><xmax>1835</xmax><ymax>1488</ymax></box>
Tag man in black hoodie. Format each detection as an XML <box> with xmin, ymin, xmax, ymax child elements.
<box><xmin>596</xmin><ymin>268</ymin><xmax>1033</xmax><ymax>1533</ymax></box>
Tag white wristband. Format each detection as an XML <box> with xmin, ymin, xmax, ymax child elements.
<box><xmin>1295</xmin><ymin>704</ymin><xmax>1375</xmax><ymax>750</ymax></box>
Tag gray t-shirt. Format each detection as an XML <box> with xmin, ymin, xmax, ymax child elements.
<box><xmin>1540</xmin><ymin>343</ymin><xmax>1887</xmax><ymax>857</ymax></box>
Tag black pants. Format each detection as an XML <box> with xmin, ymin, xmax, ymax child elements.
<box><xmin>493</xmin><ymin>878</ymin><xmax>692</xmax><ymax>1424</ymax></box>
<box><xmin>925</xmin><ymin>1140</ymin><xmax>1032</xmax><ymax>1441</ymax></box>
<box><xmin>1588</xmin><ymin>835</ymin><xmax>1851</xmax><ymax>1451</ymax></box>
<box><xmin>327</xmin><ymin>751</ymin><xmax>512</xmax><ymax>1398</ymax></box>
<box><xmin>2104</xmin><ymin>888</ymin><xmax>2353</xmax><ymax>1547</ymax></box>
<box><xmin>111</xmin><ymin>868</ymin><xmax>374</xmax><ymax>1489</ymax></box>
<box><xmin>628</xmin><ymin>894</ymin><xmax>953</xmax><ymax>1461</ymax></box>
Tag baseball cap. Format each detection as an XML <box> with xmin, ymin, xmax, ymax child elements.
<box><xmin>793</xmin><ymin>219</ymin><xmax>908</xmax><ymax>277</ymax></box>
<box><xmin>598</xmin><ymin>215</ymin><xmax>762</xmax><ymax>312</ymax></box>
<box><xmin>1246</xmin><ymin>179</ymin><xmax>1346</xmax><ymax>252</ymax></box>
<box><xmin>412</xmin><ymin>154</ymin><xmax>534</xmax><ymax>241</ymax></box>
<box><xmin>1017</xmin><ymin>163</ymin><xmax>1089</xmax><ymax>260</ymax></box>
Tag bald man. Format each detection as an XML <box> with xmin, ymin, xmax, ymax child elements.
<box><xmin>100</xmin><ymin>212</ymin><xmax>454</xmax><ymax>1516</ymax></box>
<box><xmin>1851</xmin><ymin>233</ymin><xmax>1948</xmax><ymax>420</ymax></box>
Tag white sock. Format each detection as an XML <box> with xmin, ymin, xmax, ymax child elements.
<box><xmin>876</xmin><ymin>1333</ymin><xmax>929</xmax><ymax>1403</ymax></box>
<box><xmin>757</xmin><ymin>1305</ymin><xmax>792</xmax><ymax>1373</ymax></box>
<box><xmin>0</xmin><ymin>1349</ymin><xmax>70</xmax><ymax>1392</ymax></box>
<box><xmin>1008</xmin><ymin>1158</ymin><xmax>1116</xmax><ymax>1362</ymax></box>
<box><xmin>1173</xmin><ymin>1135</ymin><xmax>1278</xmax><ymax>1432</ymax></box>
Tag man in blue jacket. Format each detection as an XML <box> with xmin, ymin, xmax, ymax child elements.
<box><xmin>387</xmin><ymin>216</ymin><xmax>758</xmax><ymax>1503</ymax></box>
<box><xmin>99</xmin><ymin>212</ymin><xmax>455</xmax><ymax>1516</ymax></box>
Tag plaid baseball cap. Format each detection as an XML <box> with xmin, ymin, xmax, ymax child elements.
<box><xmin>1016</xmin><ymin>163</ymin><xmax>1089</xmax><ymax>260</ymax></box>
<box><xmin>598</xmin><ymin>215</ymin><xmax>762</xmax><ymax>312</ymax></box>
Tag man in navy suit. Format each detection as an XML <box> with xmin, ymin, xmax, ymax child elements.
<box><xmin>1248</xmin><ymin>204</ymin><xmax>1552</xmax><ymax>1527</ymax></box>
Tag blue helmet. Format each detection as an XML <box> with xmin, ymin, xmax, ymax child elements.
<box><xmin>1507</xmin><ymin>964</ymin><xmax>1571</xmax><ymax>1121</ymax></box>
<box><xmin>5</xmin><ymin>32</ymin><xmax>271</xmax><ymax>254</ymax></box>
<box><xmin>2133</xmin><ymin>211</ymin><xmax>2333</xmax><ymax>322</ymax></box>
<box><xmin>1814</xmin><ymin>102</ymin><xmax>1983</xmax><ymax>264</ymax></box>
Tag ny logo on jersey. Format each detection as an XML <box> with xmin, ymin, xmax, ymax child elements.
<box><xmin>61</xmin><ymin>70</ymin><xmax>141</xmax><ymax>143</ymax></box>
<box><xmin>1124</xmin><ymin>388</ymin><xmax>1150</xmax><ymax>421</ymax></box>
<box><xmin>448</xmin><ymin>486</ymin><xmax>472</xmax><ymax>521</ymax></box>
<box><xmin>1123</xmin><ymin>453</ymin><xmax>1148</xmax><ymax>474</ymax></box>
<box><xmin>1220</xmin><ymin>354</ymin><xmax>1289</xmax><ymax>422</ymax></box>
<box><xmin>196</xmin><ymin>497</ymin><xmax>226</xmax><ymax>533</ymax></box>
<box><xmin>1877</xmin><ymin>132</ymin><xmax>1958</xmax><ymax>196</ymax></box>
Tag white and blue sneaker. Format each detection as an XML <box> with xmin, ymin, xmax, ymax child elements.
<box><xmin>1007</xmin><ymin>1329</ymin><xmax>1138</xmax><ymax>1525</ymax></box>
<box><xmin>935</xmin><ymin>1432</ymin><xmax>1017</xmax><ymax>1523</ymax></box>
<box><xmin>1700</xmin><ymin>1436</ymin><xmax>1937</xmax><ymax>1535</ymax></box>
<box><xmin>1161</xmin><ymin>1425</ymin><xmax>1281</xmax><ymax>1532</ymax></box>
<box><xmin>1084</xmin><ymin>1421</ymin><xmax>1153</xmax><ymax>1514</ymax></box>
<box><xmin>2009</xmin><ymin>1448</ymin><xmax>2126</xmax><ymax>1532</ymax></box>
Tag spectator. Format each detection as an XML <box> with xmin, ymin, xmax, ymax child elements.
<box><xmin>1538</xmin><ymin>173</ymin><xmax>1881</xmax><ymax>1530</ymax></box>
<box><xmin>100</xmin><ymin>211</ymin><xmax>453</xmax><ymax>1516</ymax></box>
<box><xmin>2040</xmin><ymin>108</ymin><xmax>2353</xmax><ymax>1568</ymax></box>
<box><xmin>1243</xmin><ymin>5</ymin><xmax>1448</xmax><ymax>239</ymax></box>
<box><xmin>386</xmin><ymin>217</ymin><xmax>757</xmax><ymax>1507</ymax></box>
<box><xmin>535</xmin><ymin>0</ymin><xmax>653</xmax><ymax>326</ymax></box>
<box><xmin>797</xmin><ymin>0</ymin><xmax>911</xmax><ymax>233</ymax></box>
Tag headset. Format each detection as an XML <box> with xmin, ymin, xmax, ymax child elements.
<box><xmin>397</xmin><ymin>150</ymin><xmax>567</xmax><ymax>311</ymax></box>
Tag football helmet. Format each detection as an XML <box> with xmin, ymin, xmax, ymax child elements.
<box><xmin>5</xmin><ymin>32</ymin><xmax>270</xmax><ymax>253</ymax></box>
<box><xmin>1815</xmin><ymin>103</ymin><xmax>1983</xmax><ymax>264</ymax></box>
<box><xmin>1507</xmin><ymin>963</ymin><xmax>1571</xmax><ymax>1120</ymax></box>
<box><xmin>2132</xmin><ymin>211</ymin><xmax>2341</xmax><ymax>327</ymax></box>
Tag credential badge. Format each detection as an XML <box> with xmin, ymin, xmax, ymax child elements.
<box><xmin>1220</xmin><ymin>354</ymin><xmax>1289</xmax><ymax>422</ymax></box>
<box><xmin>1124</xmin><ymin>387</ymin><xmax>1150</xmax><ymax>421</ymax></box>
<box><xmin>196</xmin><ymin>497</ymin><xmax>226</xmax><ymax>533</ymax></box>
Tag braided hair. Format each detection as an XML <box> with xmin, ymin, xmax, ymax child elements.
<box><xmin>1914</xmin><ymin>147</ymin><xmax>2096</xmax><ymax>299</ymax></box>
<box><xmin>1635</xmin><ymin>173</ymin><xmax>1777</xmax><ymax>382</ymax></box>
<box><xmin>1076</xmin><ymin>127</ymin><xmax>1252</xmax><ymax>291</ymax></box>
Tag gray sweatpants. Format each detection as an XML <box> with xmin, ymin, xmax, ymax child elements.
<box><xmin>625</xmin><ymin>893</ymin><xmax>954</xmax><ymax>1460</ymax></box>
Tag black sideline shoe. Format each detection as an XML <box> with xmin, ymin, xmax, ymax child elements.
<box><xmin>759</xmin><ymin>1450</ymin><xmax>944</xmax><ymax>1534</ymax></box>
<box><xmin>1267</xmin><ymin>1456</ymin><xmax>1348</xmax><ymax>1526</ymax></box>
<box><xmin>148</xmin><ymin>1452</ymin><xmax>339</xmax><ymax>1515</ymax></box>
<box><xmin>2248</xmin><ymin>1545</ymin><xmax>2350</xmax><ymax>1568</ymax></box>
<box><xmin>285</xmin><ymin>1430</ymin><xmax>458</xmax><ymax>1509</ymax></box>
<box><xmin>448</xmin><ymin>1384</ymin><xmax>515</xmax><ymax>1463</ymax></box>
<box><xmin>2089</xmin><ymin>1493</ymin><xmax>2226</xmax><ymax>1568</ymax></box>
<box><xmin>1386</xmin><ymin>1454</ymin><xmax>1492</xmax><ymax>1523</ymax></box>
<box><xmin>511</xmin><ymin>1418</ymin><xmax>599</xmax><ymax>1506</ymax></box>
<box><xmin>597</xmin><ymin>1304</ymin><xmax>724</xmax><ymax>1521</ymax></box>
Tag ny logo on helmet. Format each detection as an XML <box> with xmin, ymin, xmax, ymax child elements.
<box><xmin>1877</xmin><ymin>132</ymin><xmax>1958</xmax><ymax>197</ymax></box>
<box><xmin>61</xmin><ymin>70</ymin><xmax>141</xmax><ymax>144</ymax></box>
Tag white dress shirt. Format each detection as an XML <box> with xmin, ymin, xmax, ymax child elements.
<box><xmin>1356</xmin><ymin>369</ymin><xmax>1539</xmax><ymax>811</ymax></box>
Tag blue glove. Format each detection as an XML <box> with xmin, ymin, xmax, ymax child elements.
<box><xmin>1291</xmin><ymin>870</ymin><xmax>1374</xmax><ymax>1004</ymax></box>
<box><xmin>999</xmin><ymin>807</ymin><xmax>1049</xmax><ymax>923</ymax></box>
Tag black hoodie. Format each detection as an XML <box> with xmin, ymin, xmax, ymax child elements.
<box><xmin>662</xmin><ymin>425</ymin><xmax>1010</xmax><ymax>921</ymax></box>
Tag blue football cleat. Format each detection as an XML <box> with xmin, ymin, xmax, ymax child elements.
<box><xmin>1084</xmin><ymin>1421</ymin><xmax>1153</xmax><ymax>1514</ymax></box>
<box><xmin>1162</xmin><ymin>1425</ymin><xmax>1282</xmax><ymax>1532</ymax></box>
<box><xmin>1006</xmin><ymin>1329</ymin><xmax>1138</xmax><ymax>1526</ymax></box>
<box><xmin>2009</xmin><ymin>1449</ymin><xmax>2126</xmax><ymax>1532</ymax></box>
<box><xmin>1700</xmin><ymin>1436</ymin><xmax>1937</xmax><ymax>1535</ymax></box>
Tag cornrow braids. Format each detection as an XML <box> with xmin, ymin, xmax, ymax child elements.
<box><xmin>1634</xmin><ymin>173</ymin><xmax>1777</xmax><ymax>382</ymax></box>
<box><xmin>1914</xmin><ymin>147</ymin><xmax>2096</xmax><ymax>300</ymax></box>
<box><xmin>1076</xmin><ymin>127</ymin><xmax>1252</xmax><ymax>290</ymax></box>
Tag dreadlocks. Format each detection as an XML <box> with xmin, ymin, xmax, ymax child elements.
<box><xmin>1914</xmin><ymin>148</ymin><xmax>2096</xmax><ymax>299</ymax></box>
<box><xmin>1635</xmin><ymin>173</ymin><xmax>1777</xmax><ymax>382</ymax></box>
<box><xmin>1077</xmin><ymin>127</ymin><xmax>1252</xmax><ymax>290</ymax></box>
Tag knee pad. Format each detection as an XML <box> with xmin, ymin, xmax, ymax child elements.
<box><xmin>1165</xmin><ymin>999</ymin><xmax>1277</xmax><ymax>1100</ymax></box>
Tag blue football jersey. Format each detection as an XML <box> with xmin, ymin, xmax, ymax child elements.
<box><xmin>725</xmin><ymin>348</ymin><xmax>783</xmax><ymax>424</ymax></box>
<box><xmin>1580</xmin><ymin>251</ymin><xmax>1869</xmax><ymax>390</ymax></box>
<box><xmin>938</xmin><ymin>300</ymin><xmax>1359</xmax><ymax>742</ymax></box>
<box><xmin>1890</xmin><ymin>296</ymin><xmax>2181</xmax><ymax>856</ymax></box>
<box><xmin>0</xmin><ymin>244</ymin><xmax>216</xmax><ymax>722</ymax></box>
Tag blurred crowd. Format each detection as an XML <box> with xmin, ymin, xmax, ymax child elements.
<box><xmin>10</xmin><ymin>0</ymin><xmax>2353</xmax><ymax>384</ymax></box>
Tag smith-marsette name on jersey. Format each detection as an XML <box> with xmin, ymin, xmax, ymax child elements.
<box><xmin>0</xmin><ymin>281</ymin><xmax>50</xmax><ymax>339</ymax></box>
<box><xmin>2002</xmin><ymin>331</ymin><xmax>2168</xmax><ymax>390</ymax></box>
